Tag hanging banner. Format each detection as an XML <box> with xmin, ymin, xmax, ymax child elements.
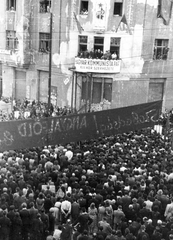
<box><xmin>75</xmin><ymin>58</ymin><xmax>121</xmax><ymax>73</ymax></box>
<box><xmin>0</xmin><ymin>101</ymin><xmax>162</xmax><ymax>151</ymax></box>
<box><xmin>6</xmin><ymin>11</ymin><xmax>16</xmax><ymax>31</ymax></box>
<box><xmin>93</xmin><ymin>0</ymin><xmax>107</xmax><ymax>31</ymax></box>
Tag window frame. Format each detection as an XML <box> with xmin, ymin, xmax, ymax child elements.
<box><xmin>80</xmin><ymin>0</ymin><xmax>89</xmax><ymax>15</ymax></box>
<box><xmin>148</xmin><ymin>79</ymin><xmax>165</xmax><ymax>102</ymax></box>
<box><xmin>94</xmin><ymin>36</ymin><xmax>104</xmax><ymax>52</ymax></box>
<box><xmin>39</xmin><ymin>32</ymin><xmax>51</xmax><ymax>53</ymax></box>
<box><xmin>7</xmin><ymin>0</ymin><xmax>16</xmax><ymax>11</ymax></box>
<box><xmin>92</xmin><ymin>78</ymin><xmax>112</xmax><ymax>104</ymax></box>
<box><xmin>113</xmin><ymin>0</ymin><xmax>123</xmax><ymax>16</ymax></box>
<box><xmin>110</xmin><ymin>37</ymin><xmax>121</xmax><ymax>59</ymax></box>
<box><xmin>6</xmin><ymin>30</ymin><xmax>18</xmax><ymax>50</ymax></box>
<box><xmin>153</xmin><ymin>39</ymin><xmax>169</xmax><ymax>60</ymax></box>
<box><xmin>39</xmin><ymin>0</ymin><xmax>51</xmax><ymax>13</ymax></box>
<box><xmin>78</xmin><ymin>35</ymin><xmax>88</xmax><ymax>53</ymax></box>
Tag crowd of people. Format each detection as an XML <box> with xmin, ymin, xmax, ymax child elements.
<box><xmin>77</xmin><ymin>49</ymin><xmax>118</xmax><ymax>60</ymax></box>
<box><xmin>0</xmin><ymin>125</ymin><xmax>172</xmax><ymax>240</ymax></box>
<box><xmin>0</xmin><ymin>97</ymin><xmax>72</xmax><ymax>121</ymax></box>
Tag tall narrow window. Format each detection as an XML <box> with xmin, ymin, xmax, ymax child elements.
<box><xmin>153</xmin><ymin>39</ymin><xmax>169</xmax><ymax>60</ymax></box>
<box><xmin>7</xmin><ymin>0</ymin><xmax>16</xmax><ymax>11</ymax></box>
<box><xmin>94</xmin><ymin>37</ymin><xmax>104</xmax><ymax>51</ymax></box>
<box><xmin>39</xmin><ymin>33</ymin><xmax>50</xmax><ymax>53</ymax></box>
<box><xmin>40</xmin><ymin>0</ymin><xmax>51</xmax><ymax>13</ymax></box>
<box><xmin>6</xmin><ymin>31</ymin><xmax>18</xmax><ymax>50</ymax></box>
<box><xmin>110</xmin><ymin>37</ymin><xmax>121</xmax><ymax>59</ymax></box>
<box><xmin>114</xmin><ymin>0</ymin><xmax>123</xmax><ymax>16</ymax></box>
<box><xmin>81</xmin><ymin>76</ymin><xmax>91</xmax><ymax>100</ymax></box>
<box><xmin>80</xmin><ymin>1</ymin><xmax>89</xmax><ymax>15</ymax></box>
<box><xmin>78</xmin><ymin>36</ymin><xmax>88</xmax><ymax>53</ymax></box>
<box><xmin>92</xmin><ymin>78</ymin><xmax>112</xmax><ymax>104</ymax></box>
<box><xmin>148</xmin><ymin>79</ymin><xmax>165</xmax><ymax>102</ymax></box>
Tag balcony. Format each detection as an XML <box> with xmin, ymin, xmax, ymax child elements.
<box><xmin>75</xmin><ymin>57</ymin><xmax>121</xmax><ymax>73</ymax></box>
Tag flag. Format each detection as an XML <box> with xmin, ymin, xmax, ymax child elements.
<box><xmin>6</xmin><ymin>11</ymin><xmax>15</xmax><ymax>30</ymax></box>
<box><xmin>73</xmin><ymin>12</ymin><xmax>84</xmax><ymax>34</ymax></box>
<box><xmin>160</xmin><ymin>0</ymin><xmax>172</xmax><ymax>25</ymax></box>
<box><xmin>116</xmin><ymin>14</ymin><xmax>132</xmax><ymax>34</ymax></box>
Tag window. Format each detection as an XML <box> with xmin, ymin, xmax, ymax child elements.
<box><xmin>153</xmin><ymin>39</ymin><xmax>169</xmax><ymax>60</ymax></box>
<box><xmin>40</xmin><ymin>0</ymin><xmax>51</xmax><ymax>13</ymax></box>
<box><xmin>79</xmin><ymin>36</ymin><xmax>88</xmax><ymax>52</ymax></box>
<box><xmin>92</xmin><ymin>78</ymin><xmax>112</xmax><ymax>104</ymax></box>
<box><xmin>148</xmin><ymin>79</ymin><xmax>165</xmax><ymax>102</ymax></box>
<box><xmin>6</xmin><ymin>31</ymin><xmax>18</xmax><ymax>50</ymax></box>
<box><xmin>114</xmin><ymin>0</ymin><xmax>123</xmax><ymax>16</ymax></box>
<box><xmin>94</xmin><ymin>37</ymin><xmax>104</xmax><ymax>51</ymax></box>
<box><xmin>80</xmin><ymin>1</ymin><xmax>89</xmax><ymax>15</ymax></box>
<box><xmin>7</xmin><ymin>0</ymin><xmax>16</xmax><ymax>11</ymax></box>
<box><xmin>157</xmin><ymin>0</ymin><xmax>161</xmax><ymax>18</ymax></box>
<box><xmin>39</xmin><ymin>33</ymin><xmax>50</xmax><ymax>53</ymax></box>
<box><xmin>81</xmin><ymin>76</ymin><xmax>91</xmax><ymax>101</ymax></box>
<box><xmin>110</xmin><ymin>37</ymin><xmax>121</xmax><ymax>59</ymax></box>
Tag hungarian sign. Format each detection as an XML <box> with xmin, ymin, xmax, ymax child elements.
<box><xmin>75</xmin><ymin>58</ymin><xmax>121</xmax><ymax>73</ymax></box>
<box><xmin>0</xmin><ymin>101</ymin><xmax>162</xmax><ymax>151</ymax></box>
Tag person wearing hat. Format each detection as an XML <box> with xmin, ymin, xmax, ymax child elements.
<box><xmin>12</xmin><ymin>212</ymin><xmax>22</xmax><ymax>240</ymax></box>
<box><xmin>7</xmin><ymin>205</ymin><xmax>16</xmax><ymax>240</ymax></box>
<box><xmin>145</xmin><ymin>219</ymin><xmax>154</xmax><ymax>237</ymax></box>
<box><xmin>31</xmin><ymin>213</ymin><xmax>44</xmax><ymax>240</ymax></box>
<box><xmin>160</xmin><ymin>221</ymin><xmax>169</xmax><ymax>240</ymax></box>
<box><xmin>151</xmin><ymin>226</ymin><xmax>162</xmax><ymax>240</ymax></box>
<box><xmin>40</xmin><ymin>209</ymin><xmax>49</xmax><ymax>240</ymax></box>
<box><xmin>136</xmin><ymin>225</ymin><xmax>149</xmax><ymax>240</ymax></box>
<box><xmin>60</xmin><ymin>219</ymin><xmax>73</xmax><ymax>240</ymax></box>
<box><xmin>19</xmin><ymin>202</ymin><xmax>31</xmax><ymax>240</ymax></box>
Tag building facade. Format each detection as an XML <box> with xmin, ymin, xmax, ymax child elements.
<box><xmin>0</xmin><ymin>0</ymin><xmax>173</xmax><ymax>112</ymax></box>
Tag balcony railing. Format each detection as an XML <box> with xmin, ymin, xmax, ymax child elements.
<box><xmin>75</xmin><ymin>57</ymin><xmax>121</xmax><ymax>73</ymax></box>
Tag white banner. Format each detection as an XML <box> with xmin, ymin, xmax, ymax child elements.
<box><xmin>93</xmin><ymin>0</ymin><xmax>107</xmax><ymax>31</ymax></box>
<box><xmin>75</xmin><ymin>58</ymin><xmax>121</xmax><ymax>73</ymax></box>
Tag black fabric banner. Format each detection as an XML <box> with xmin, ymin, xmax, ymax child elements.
<box><xmin>0</xmin><ymin>101</ymin><xmax>162</xmax><ymax>151</ymax></box>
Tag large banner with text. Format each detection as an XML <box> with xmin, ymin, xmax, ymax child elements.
<box><xmin>0</xmin><ymin>101</ymin><xmax>162</xmax><ymax>151</ymax></box>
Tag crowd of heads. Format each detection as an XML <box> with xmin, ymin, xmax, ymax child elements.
<box><xmin>77</xmin><ymin>49</ymin><xmax>118</xmax><ymax>60</ymax></box>
<box><xmin>0</xmin><ymin>97</ymin><xmax>72</xmax><ymax>121</ymax></box>
<box><xmin>0</xmin><ymin>126</ymin><xmax>172</xmax><ymax>239</ymax></box>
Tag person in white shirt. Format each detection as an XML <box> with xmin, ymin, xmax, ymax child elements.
<box><xmin>53</xmin><ymin>225</ymin><xmax>62</xmax><ymax>240</ymax></box>
<box><xmin>61</xmin><ymin>198</ymin><xmax>71</xmax><ymax>223</ymax></box>
<box><xmin>65</xmin><ymin>147</ymin><xmax>73</xmax><ymax>161</ymax></box>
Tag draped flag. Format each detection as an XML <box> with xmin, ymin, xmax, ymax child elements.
<box><xmin>116</xmin><ymin>14</ymin><xmax>132</xmax><ymax>34</ymax></box>
<box><xmin>6</xmin><ymin>11</ymin><xmax>15</xmax><ymax>30</ymax></box>
<box><xmin>159</xmin><ymin>0</ymin><xmax>173</xmax><ymax>25</ymax></box>
<box><xmin>73</xmin><ymin>12</ymin><xmax>84</xmax><ymax>34</ymax></box>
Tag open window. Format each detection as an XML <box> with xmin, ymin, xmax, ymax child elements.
<box><xmin>94</xmin><ymin>37</ymin><xmax>104</xmax><ymax>52</ymax></box>
<box><xmin>7</xmin><ymin>0</ymin><xmax>16</xmax><ymax>11</ymax></box>
<box><xmin>110</xmin><ymin>37</ymin><xmax>121</xmax><ymax>59</ymax></box>
<box><xmin>39</xmin><ymin>33</ymin><xmax>50</xmax><ymax>53</ymax></box>
<box><xmin>40</xmin><ymin>0</ymin><xmax>51</xmax><ymax>13</ymax></box>
<box><xmin>114</xmin><ymin>0</ymin><xmax>123</xmax><ymax>16</ymax></box>
<box><xmin>153</xmin><ymin>39</ymin><xmax>169</xmax><ymax>60</ymax></box>
<box><xmin>80</xmin><ymin>1</ymin><xmax>89</xmax><ymax>15</ymax></box>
